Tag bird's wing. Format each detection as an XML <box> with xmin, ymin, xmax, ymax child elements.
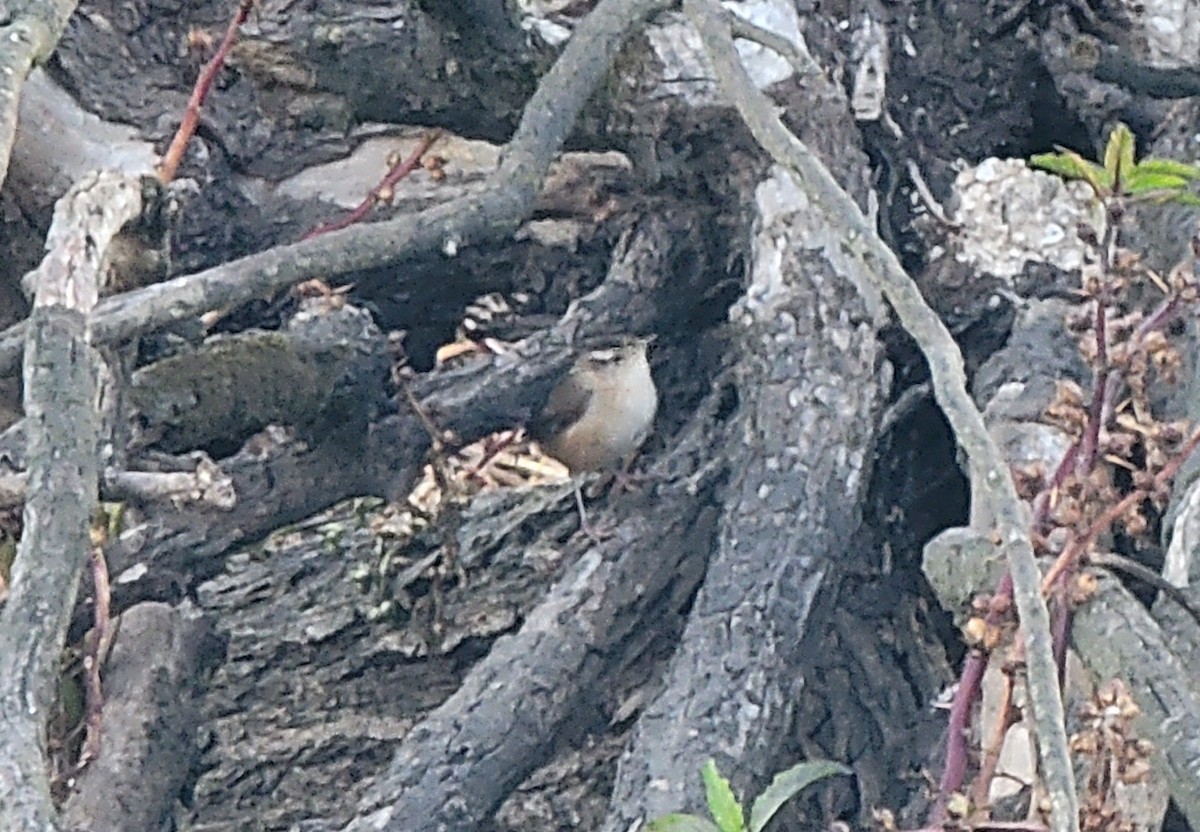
<box><xmin>529</xmin><ymin>371</ymin><xmax>593</xmax><ymax>442</ymax></box>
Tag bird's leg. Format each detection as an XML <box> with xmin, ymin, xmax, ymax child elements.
<box><xmin>612</xmin><ymin>453</ymin><xmax>650</xmax><ymax>493</ymax></box>
<box><xmin>573</xmin><ymin>485</ymin><xmax>591</xmax><ymax>529</ymax></box>
<box><xmin>582</xmin><ymin>458</ymin><xmax>644</xmax><ymax>499</ymax></box>
<box><xmin>573</xmin><ymin>479</ymin><xmax>615</xmax><ymax>542</ymax></box>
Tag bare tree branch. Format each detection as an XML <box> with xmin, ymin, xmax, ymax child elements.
<box><xmin>61</xmin><ymin>601</ymin><xmax>219</xmax><ymax>832</ymax></box>
<box><xmin>680</xmin><ymin>2</ymin><xmax>1079</xmax><ymax>830</ymax></box>
<box><xmin>0</xmin><ymin>0</ymin><xmax>78</xmax><ymax>193</ymax></box>
<box><xmin>0</xmin><ymin>0</ymin><xmax>676</xmax><ymax>378</ymax></box>
<box><xmin>0</xmin><ymin>171</ymin><xmax>142</xmax><ymax>832</ymax></box>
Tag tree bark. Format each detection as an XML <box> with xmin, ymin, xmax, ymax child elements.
<box><xmin>4</xmin><ymin>0</ymin><xmax>1199</xmax><ymax>830</ymax></box>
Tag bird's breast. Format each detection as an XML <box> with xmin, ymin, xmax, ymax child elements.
<box><xmin>544</xmin><ymin>361</ymin><xmax>657</xmax><ymax>472</ymax></box>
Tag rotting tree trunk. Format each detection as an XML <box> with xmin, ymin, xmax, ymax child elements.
<box><xmin>11</xmin><ymin>0</ymin><xmax>1194</xmax><ymax>830</ymax></box>
<box><xmin>0</xmin><ymin>0</ymin><xmax>922</xmax><ymax>827</ymax></box>
<box><xmin>188</xmin><ymin>213</ymin><xmax>721</xmax><ymax>832</ymax></box>
<box><xmin>0</xmin><ymin>171</ymin><xmax>131</xmax><ymax>832</ymax></box>
<box><xmin>604</xmin><ymin>166</ymin><xmax>886</xmax><ymax>826</ymax></box>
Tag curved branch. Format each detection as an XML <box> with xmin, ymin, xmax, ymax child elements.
<box><xmin>0</xmin><ymin>0</ymin><xmax>78</xmax><ymax>193</ymax></box>
<box><xmin>0</xmin><ymin>171</ymin><xmax>142</xmax><ymax>832</ymax></box>
<box><xmin>680</xmin><ymin>1</ymin><xmax>1078</xmax><ymax>830</ymax></box>
<box><xmin>0</xmin><ymin>0</ymin><xmax>675</xmax><ymax>377</ymax></box>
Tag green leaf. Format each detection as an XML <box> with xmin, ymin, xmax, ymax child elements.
<box><xmin>1133</xmin><ymin>158</ymin><xmax>1200</xmax><ymax>180</ymax></box>
<box><xmin>702</xmin><ymin>760</ymin><xmax>745</xmax><ymax>832</ymax></box>
<box><xmin>1103</xmin><ymin>122</ymin><xmax>1136</xmax><ymax>189</ymax></box>
<box><xmin>646</xmin><ymin>814</ymin><xmax>723</xmax><ymax>832</ymax></box>
<box><xmin>748</xmin><ymin>760</ymin><xmax>852</xmax><ymax>832</ymax></box>
<box><xmin>1029</xmin><ymin>152</ymin><xmax>1088</xmax><ymax>179</ymax></box>
<box><xmin>1030</xmin><ymin>150</ymin><xmax>1110</xmax><ymax>196</ymax></box>
<box><xmin>1123</xmin><ymin>169</ymin><xmax>1192</xmax><ymax>195</ymax></box>
<box><xmin>1065</xmin><ymin>147</ymin><xmax>1113</xmax><ymax>194</ymax></box>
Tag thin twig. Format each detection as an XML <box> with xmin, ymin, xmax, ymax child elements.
<box><xmin>78</xmin><ymin>537</ymin><xmax>113</xmax><ymax>768</ymax></box>
<box><xmin>0</xmin><ymin>0</ymin><xmax>676</xmax><ymax>376</ymax></box>
<box><xmin>302</xmin><ymin>130</ymin><xmax>444</xmax><ymax>240</ymax></box>
<box><xmin>157</xmin><ymin>0</ymin><xmax>256</xmax><ymax>183</ymax></box>
<box><xmin>1041</xmin><ymin>426</ymin><xmax>1200</xmax><ymax>594</ymax></box>
<box><xmin>906</xmin><ymin>160</ymin><xmax>961</xmax><ymax>230</ymax></box>
<box><xmin>1078</xmin><ymin>301</ymin><xmax>1108</xmax><ymax>473</ymax></box>
<box><xmin>972</xmin><ymin>663</ymin><xmax>1018</xmax><ymax>813</ymax></box>
<box><xmin>723</xmin><ymin>7</ymin><xmax>816</xmax><ymax>79</ymax></box>
<box><xmin>1089</xmin><ymin>551</ymin><xmax>1200</xmax><ymax>628</ymax></box>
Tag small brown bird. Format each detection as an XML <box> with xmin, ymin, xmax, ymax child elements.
<box><xmin>531</xmin><ymin>336</ymin><xmax>658</xmax><ymax>534</ymax></box>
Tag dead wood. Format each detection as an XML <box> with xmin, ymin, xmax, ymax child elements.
<box><xmin>60</xmin><ymin>601</ymin><xmax>221</xmax><ymax>832</ymax></box>
<box><xmin>112</xmin><ymin>210</ymin><xmax>697</xmax><ymax>830</ymax></box>
<box><xmin>0</xmin><ymin>0</ymin><xmax>79</xmax><ymax>193</ymax></box>
<box><xmin>676</xmin><ymin>2</ymin><xmax>1082</xmax><ymax>828</ymax></box>
<box><xmin>603</xmin><ymin>178</ymin><xmax>885</xmax><ymax>825</ymax></box>
<box><xmin>1074</xmin><ymin>575</ymin><xmax>1200</xmax><ymax>826</ymax></box>
<box><xmin>0</xmin><ymin>0</ymin><xmax>674</xmax><ymax>379</ymax></box>
<box><xmin>0</xmin><ymin>170</ymin><xmax>136</xmax><ymax>832</ymax></box>
<box><xmin>343</xmin><ymin>412</ymin><xmax>724</xmax><ymax>831</ymax></box>
<box><xmin>127</xmin><ymin>305</ymin><xmax>391</xmax><ymax>454</ymax></box>
<box><xmin>11</xmin><ymin>1</ymin><xmax>1200</xmax><ymax>831</ymax></box>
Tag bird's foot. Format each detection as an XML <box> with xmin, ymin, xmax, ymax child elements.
<box><xmin>580</xmin><ymin>517</ymin><xmax>618</xmax><ymax>543</ymax></box>
<box><xmin>572</xmin><ymin>485</ymin><xmax>617</xmax><ymax>542</ymax></box>
<box><xmin>612</xmin><ymin>469</ymin><xmax>651</xmax><ymax>493</ymax></box>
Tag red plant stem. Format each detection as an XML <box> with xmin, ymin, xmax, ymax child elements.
<box><xmin>1078</xmin><ymin>301</ymin><xmax>1108</xmax><ymax>474</ymax></box>
<box><xmin>1033</xmin><ymin>293</ymin><xmax>1185</xmax><ymax>530</ymax></box>
<box><xmin>301</xmin><ymin>130</ymin><xmax>444</xmax><ymax>241</ymax></box>
<box><xmin>934</xmin><ymin>645</ymin><xmax>990</xmax><ymax>824</ymax></box>
<box><xmin>932</xmin><ymin>205</ymin><xmax>1193</xmax><ymax>827</ymax></box>
<box><xmin>935</xmin><ymin>420</ymin><xmax>1200</xmax><ymax>823</ymax></box>
<box><xmin>80</xmin><ymin>543</ymin><xmax>112</xmax><ymax>766</ymax></box>
<box><xmin>1137</xmin><ymin>296</ymin><xmax>1180</xmax><ymax>341</ymax></box>
<box><xmin>157</xmin><ymin>0</ymin><xmax>256</xmax><ymax>183</ymax></box>
<box><xmin>971</xmin><ymin>662</ymin><xmax>1016</xmax><ymax>813</ymax></box>
<box><xmin>1051</xmin><ymin>598</ymin><xmax>1071</xmax><ymax>688</ymax></box>
<box><xmin>1041</xmin><ymin>425</ymin><xmax>1200</xmax><ymax>593</ymax></box>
